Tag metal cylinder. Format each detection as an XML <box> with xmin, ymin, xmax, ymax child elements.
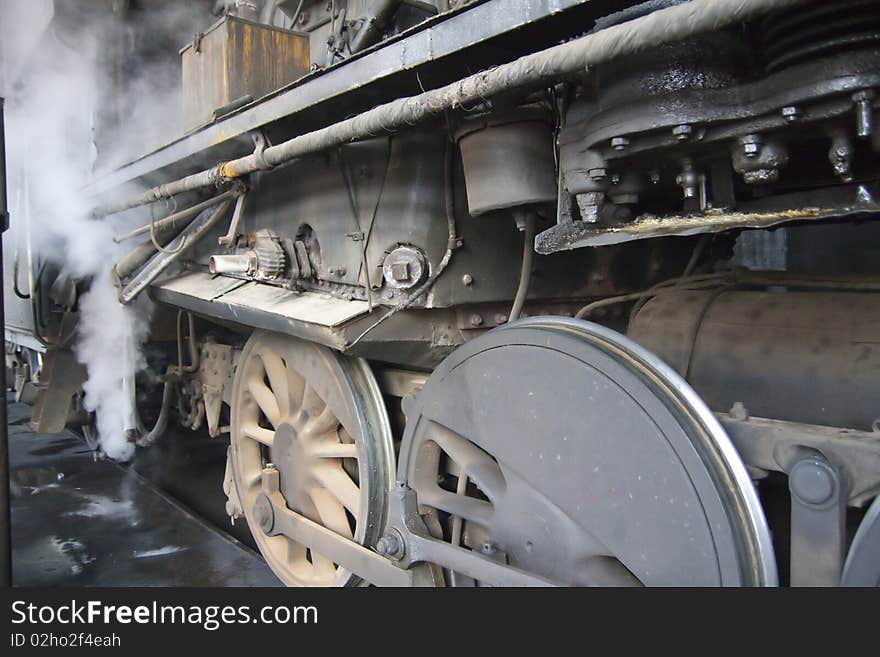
<box><xmin>455</xmin><ymin>110</ymin><xmax>557</xmax><ymax>215</ymax></box>
<box><xmin>628</xmin><ymin>290</ymin><xmax>880</xmax><ymax>431</ymax></box>
<box><xmin>209</xmin><ymin>253</ymin><xmax>254</xmax><ymax>274</ymax></box>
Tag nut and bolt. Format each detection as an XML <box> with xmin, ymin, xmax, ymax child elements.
<box><xmin>470</xmin><ymin>314</ymin><xmax>484</xmax><ymax>327</ymax></box>
<box><xmin>375</xmin><ymin>531</ymin><xmax>405</xmax><ymax>560</ymax></box>
<box><xmin>461</xmin><ymin>273</ymin><xmax>474</xmax><ymax>286</ymax></box>
<box><xmin>389</xmin><ymin>261</ymin><xmax>411</xmax><ymax>282</ymax></box>
<box><xmin>781</xmin><ymin>105</ymin><xmax>801</xmax><ymax>123</ymax></box>
<box><xmin>739</xmin><ymin>134</ymin><xmax>763</xmax><ymax>159</ymax></box>
<box><xmin>611</xmin><ymin>136</ymin><xmax>630</xmax><ymax>151</ymax></box>
<box><xmin>494</xmin><ymin>313</ymin><xmax>508</xmax><ymax>324</ymax></box>
<box><xmin>672</xmin><ymin>124</ymin><xmax>692</xmax><ymax>142</ymax></box>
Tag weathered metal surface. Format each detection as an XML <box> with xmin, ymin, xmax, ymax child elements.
<box><xmin>85</xmin><ymin>0</ymin><xmax>596</xmax><ymax>197</ymax></box>
<box><xmin>29</xmin><ymin>348</ymin><xmax>86</xmax><ymax>435</ymax></box>
<box><xmin>718</xmin><ymin>413</ymin><xmax>880</xmax><ymax>508</ymax></box>
<box><xmin>181</xmin><ymin>16</ymin><xmax>310</xmax><ymax>132</ymax></box>
<box><xmin>629</xmin><ymin>289</ymin><xmax>880</xmax><ymax>432</ymax></box>
<box><xmin>152</xmin><ymin>271</ymin><xmax>370</xmax><ymax>348</ymax></box>
<box><xmin>536</xmin><ymin>185</ymin><xmax>880</xmax><ymax>251</ymax></box>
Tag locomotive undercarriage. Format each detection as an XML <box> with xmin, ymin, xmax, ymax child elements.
<box><xmin>10</xmin><ymin>0</ymin><xmax>880</xmax><ymax>586</ymax></box>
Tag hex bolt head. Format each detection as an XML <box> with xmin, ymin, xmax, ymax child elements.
<box><xmin>461</xmin><ymin>274</ymin><xmax>474</xmax><ymax>286</ymax></box>
<box><xmin>739</xmin><ymin>134</ymin><xmax>763</xmax><ymax>159</ymax></box>
<box><xmin>470</xmin><ymin>314</ymin><xmax>484</xmax><ymax>327</ymax></box>
<box><xmin>789</xmin><ymin>459</ymin><xmax>836</xmax><ymax>506</ymax></box>
<box><xmin>781</xmin><ymin>105</ymin><xmax>801</xmax><ymax>122</ymax></box>
<box><xmin>611</xmin><ymin>136</ymin><xmax>630</xmax><ymax>151</ymax></box>
<box><xmin>672</xmin><ymin>124</ymin><xmax>692</xmax><ymax>142</ymax></box>
<box><xmin>390</xmin><ymin>261</ymin><xmax>411</xmax><ymax>282</ymax></box>
<box><xmin>376</xmin><ymin>531</ymin><xmax>405</xmax><ymax>560</ymax></box>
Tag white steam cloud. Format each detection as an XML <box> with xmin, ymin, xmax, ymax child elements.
<box><xmin>1</xmin><ymin>0</ymin><xmax>207</xmax><ymax>459</ymax></box>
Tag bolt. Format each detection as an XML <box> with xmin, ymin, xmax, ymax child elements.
<box><xmin>494</xmin><ymin>313</ymin><xmax>508</xmax><ymax>324</ymax></box>
<box><xmin>675</xmin><ymin>158</ymin><xmax>698</xmax><ymax>199</ymax></box>
<box><xmin>781</xmin><ymin>105</ymin><xmax>801</xmax><ymax>123</ymax></box>
<box><xmin>739</xmin><ymin>134</ymin><xmax>763</xmax><ymax>159</ymax></box>
<box><xmin>853</xmin><ymin>89</ymin><xmax>875</xmax><ymax>138</ymax></box>
<box><xmin>461</xmin><ymin>273</ymin><xmax>474</xmax><ymax>286</ymax></box>
<box><xmin>648</xmin><ymin>170</ymin><xmax>661</xmax><ymax>185</ymax></box>
<box><xmin>389</xmin><ymin>261</ymin><xmax>411</xmax><ymax>282</ymax></box>
<box><xmin>470</xmin><ymin>314</ymin><xmax>483</xmax><ymax>327</ymax></box>
<box><xmin>588</xmin><ymin>167</ymin><xmax>607</xmax><ymax>181</ymax></box>
<box><xmin>829</xmin><ymin>133</ymin><xmax>854</xmax><ymax>181</ymax></box>
<box><xmin>610</xmin><ymin>173</ymin><xmax>621</xmax><ymax>185</ymax></box>
<box><xmin>611</xmin><ymin>136</ymin><xmax>630</xmax><ymax>151</ymax></box>
<box><xmin>376</xmin><ymin>533</ymin><xmax>402</xmax><ymax>557</ymax></box>
<box><xmin>672</xmin><ymin>124</ymin><xmax>692</xmax><ymax>142</ymax></box>
<box><xmin>480</xmin><ymin>541</ymin><xmax>498</xmax><ymax>556</ymax></box>
<box><xmin>328</xmin><ymin>266</ymin><xmax>347</xmax><ymax>278</ymax></box>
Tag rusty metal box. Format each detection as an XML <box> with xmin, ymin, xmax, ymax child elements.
<box><xmin>181</xmin><ymin>15</ymin><xmax>310</xmax><ymax>131</ymax></box>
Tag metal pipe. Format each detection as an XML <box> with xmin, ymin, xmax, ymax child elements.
<box><xmin>118</xmin><ymin>199</ymin><xmax>233</xmax><ymax>304</ymax></box>
<box><xmin>112</xmin><ymin>189</ymin><xmax>240</xmax><ymax>243</ymax></box>
<box><xmin>209</xmin><ymin>253</ymin><xmax>253</xmax><ymax>274</ymax></box>
<box><xmin>509</xmin><ymin>212</ymin><xmax>536</xmax><ymax>322</ymax></box>
<box><xmin>349</xmin><ymin>0</ymin><xmax>403</xmax><ymax>54</ymax></box>
<box><xmin>92</xmin><ymin>0</ymin><xmax>803</xmax><ymax>218</ymax></box>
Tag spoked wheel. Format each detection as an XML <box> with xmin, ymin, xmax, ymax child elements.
<box><xmin>230</xmin><ymin>330</ymin><xmax>394</xmax><ymax>586</ymax></box>
<box><xmin>398</xmin><ymin>317</ymin><xmax>777</xmax><ymax>586</ymax></box>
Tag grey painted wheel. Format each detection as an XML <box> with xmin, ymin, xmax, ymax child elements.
<box><xmin>230</xmin><ymin>330</ymin><xmax>395</xmax><ymax>586</ymax></box>
<box><xmin>398</xmin><ymin>317</ymin><xmax>777</xmax><ymax>586</ymax></box>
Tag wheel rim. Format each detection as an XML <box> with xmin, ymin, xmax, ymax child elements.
<box><xmin>398</xmin><ymin>317</ymin><xmax>777</xmax><ymax>586</ymax></box>
<box><xmin>230</xmin><ymin>331</ymin><xmax>394</xmax><ymax>586</ymax></box>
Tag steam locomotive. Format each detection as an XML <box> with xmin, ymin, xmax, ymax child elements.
<box><xmin>5</xmin><ymin>0</ymin><xmax>880</xmax><ymax>586</ymax></box>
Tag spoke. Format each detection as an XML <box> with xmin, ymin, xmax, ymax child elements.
<box><xmin>242</xmin><ymin>422</ymin><xmax>275</xmax><ymax>447</ymax></box>
<box><xmin>259</xmin><ymin>349</ymin><xmax>290</xmax><ymax>418</ymax></box>
<box><xmin>310</xmin><ymin>441</ymin><xmax>358</xmax><ymax>459</ymax></box>
<box><xmin>248</xmin><ymin>378</ymin><xmax>281</xmax><ymax>427</ymax></box>
<box><xmin>313</xmin><ymin>464</ymin><xmax>361</xmax><ymax>519</ymax></box>
<box><xmin>300</xmin><ymin>384</ymin><xmax>324</xmax><ymax>419</ymax></box>
<box><xmin>426</xmin><ymin>423</ymin><xmax>506</xmax><ymax>501</ymax></box>
<box><xmin>288</xmin><ymin>368</ymin><xmax>306</xmax><ymax>413</ymax></box>
<box><xmin>310</xmin><ymin>552</ymin><xmax>337</xmax><ymax>579</ymax></box>
<box><xmin>304</xmin><ymin>406</ymin><xmax>339</xmax><ymax>437</ymax></box>
<box><xmin>416</xmin><ymin>486</ymin><xmax>494</xmax><ymax>527</ymax></box>
<box><xmin>286</xmin><ymin>538</ymin><xmax>308</xmax><ymax>566</ymax></box>
<box><xmin>309</xmin><ymin>488</ymin><xmax>353</xmax><ymax>538</ymax></box>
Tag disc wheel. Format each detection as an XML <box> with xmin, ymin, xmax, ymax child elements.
<box><xmin>230</xmin><ymin>330</ymin><xmax>394</xmax><ymax>586</ymax></box>
<box><xmin>398</xmin><ymin>318</ymin><xmax>777</xmax><ymax>586</ymax></box>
